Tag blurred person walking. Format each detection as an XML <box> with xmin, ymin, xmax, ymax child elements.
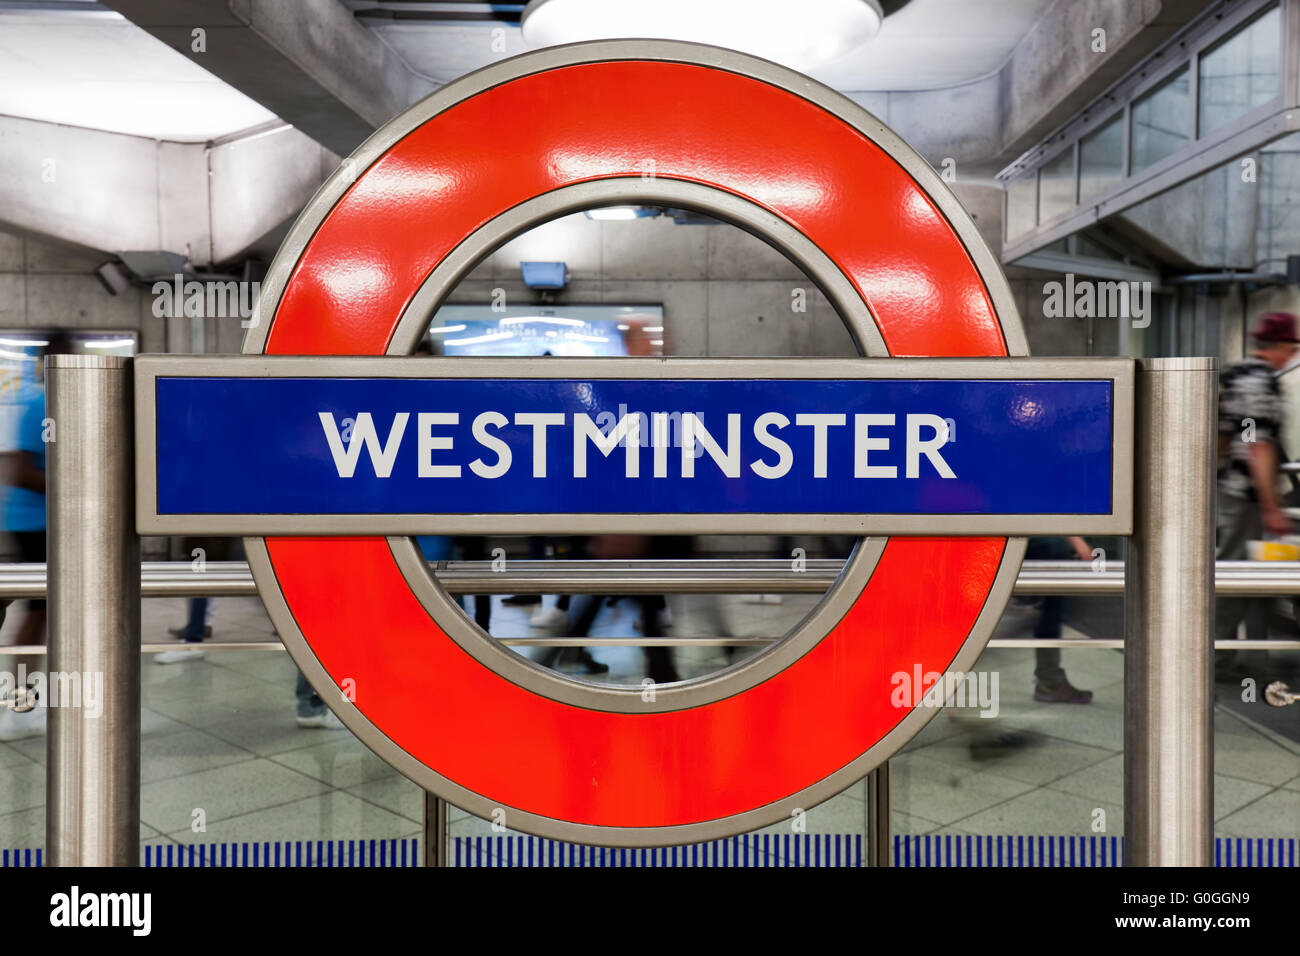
<box><xmin>158</xmin><ymin>537</ymin><xmax>243</xmax><ymax>663</ymax></box>
<box><xmin>0</xmin><ymin>331</ymin><xmax>71</xmax><ymax>740</ymax></box>
<box><xmin>1023</xmin><ymin>535</ymin><xmax>1094</xmax><ymax>703</ymax></box>
<box><xmin>1216</xmin><ymin>312</ymin><xmax>1299</xmax><ymax>679</ymax></box>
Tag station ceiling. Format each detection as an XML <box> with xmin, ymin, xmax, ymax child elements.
<box><xmin>2</xmin><ymin>0</ymin><xmax>1058</xmax><ymax>143</ymax></box>
<box><xmin>0</xmin><ymin>4</ymin><xmax>275</xmax><ymax>141</ymax></box>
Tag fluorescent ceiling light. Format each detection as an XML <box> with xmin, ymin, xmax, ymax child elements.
<box><xmin>84</xmin><ymin>338</ymin><xmax>136</xmax><ymax>349</ymax></box>
<box><xmin>0</xmin><ymin>13</ymin><xmax>277</xmax><ymax>141</ymax></box>
<box><xmin>443</xmin><ymin>331</ymin><xmax>514</xmax><ymax>346</ymax></box>
<box><xmin>585</xmin><ymin>207</ymin><xmax>640</xmax><ymax>220</ymax></box>
<box><xmin>521</xmin><ymin>0</ymin><xmax>884</xmax><ymax>72</ymax></box>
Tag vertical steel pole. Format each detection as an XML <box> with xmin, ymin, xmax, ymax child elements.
<box><xmin>865</xmin><ymin>763</ymin><xmax>890</xmax><ymax>866</ymax></box>
<box><xmin>45</xmin><ymin>355</ymin><xmax>140</xmax><ymax>866</ymax></box>
<box><xmin>423</xmin><ymin>792</ymin><xmax>449</xmax><ymax>866</ymax></box>
<box><xmin>1124</xmin><ymin>357</ymin><xmax>1215</xmax><ymax>866</ymax></box>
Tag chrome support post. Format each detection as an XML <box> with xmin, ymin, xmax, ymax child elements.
<box><xmin>1124</xmin><ymin>358</ymin><xmax>1215</xmax><ymax>866</ymax></box>
<box><xmin>45</xmin><ymin>355</ymin><xmax>140</xmax><ymax>866</ymax></box>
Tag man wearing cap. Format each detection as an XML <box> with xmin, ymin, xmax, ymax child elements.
<box><xmin>1216</xmin><ymin>311</ymin><xmax>1300</xmax><ymax>678</ymax></box>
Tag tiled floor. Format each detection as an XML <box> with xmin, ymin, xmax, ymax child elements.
<box><xmin>0</xmin><ymin>587</ymin><xmax>1297</xmax><ymax>863</ymax></box>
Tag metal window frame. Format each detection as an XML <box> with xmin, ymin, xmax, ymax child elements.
<box><xmin>1001</xmin><ymin>0</ymin><xmax>1291</xmax><ymax>261</ymax></box>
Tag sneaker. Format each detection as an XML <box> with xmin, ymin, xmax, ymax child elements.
<box><xmin>0</xmin><ymin>704</ymin><xmax>46</xmax><ymax>742</ymax></box>
<box><xmin>296</xmin><ymin>710</ymin><xmax>344</xmax><ymax>729</ymax></box>
<box><xmin>1033</xmin><ymin>680</ymin><xmax>1093</xmax><ymax>704</ymax></box>
<box><xmin>529</xmin><ymin>605</ymin><xmax>569</xmax><ymax>629</ymax></box>
<box><xmin>502</xmin><ymin>595</ymin><xmax>541</xmax><ymax>606</ymax></box>
<box><xmin>155</xmin><ymin>648</ymin><xmax>205</xmax><ymax>664</ymax></box>
<box><xmin>167</xmin><ymin>626</ymin><xmax>212</xmax><ymax>640</ymax></box>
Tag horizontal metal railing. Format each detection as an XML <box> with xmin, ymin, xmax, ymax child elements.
<box><xmin>0</xmin><ymin>559</ymin><xmax>1299</xmax><ymax>652</ymax></box>
<box><xmin>28</xmin><ymin>558</ymin><xmax>1300</xmax><ymax>597</ymax></box>
<box><xmin>0</xmin><ymin>558</ymin><xmax>1295</xmax><ymax>598</ymax></box>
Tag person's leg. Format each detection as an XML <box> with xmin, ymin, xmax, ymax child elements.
<box><xmin>454</xmin><ymin>536</ymin><xmax>494</xmax><ymax>633</ymax></box>
<box><xmin>1032</xmin><ymin>597</ymin><xmax>1067</xmax><ymax>688</ymax></box>
<box><xmin>571</xmin><ymin>594</ymin><xmax>610</xmax><ymax>673</ymax></box>
<box><xmin>1024</xmin><ymin>537</ymin><xmax>1090</xmax><ymax>702</ymax></box>
<box><xmin>540</xmin><ymin>594</ymin><xmax>608</xmax><ymax>674</ymax></box>
<box><xmin>159</xmin><ymin>592</ymin><xmax>207</xmax><ymax>662</ymax></box>
<box><xmin>184</xmin><ymin>597</ymin><xmax>208</xmax><ymax>643</ymax></box>
<box><xmin>294</xmin><ymin>670</ymin><xmax>319</xmax><ymax>715</ymax></box>
<box><xmin>294</xmin><ymin>670</ymin><xmax>340</xmax><ymax>728</ymax></box>
<box><xmin>539</xmin><ymin>594</ymin><xmax>589</xmax><ymax>668</ymax></box>
<box><xmin>530</xmin><ymin>538</ymin><xmax>581</xmax><ymax>624</ymax></box>
<box><xmin>640</xmin><ymin>595</ymin><xmax>679</xmax><ymax>684</ymax></box>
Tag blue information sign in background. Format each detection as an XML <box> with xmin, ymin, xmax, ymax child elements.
<box><xmin>152</xmin><ymin>377</ymin><xmax>1114</xmax><ymax>518</ymax></box>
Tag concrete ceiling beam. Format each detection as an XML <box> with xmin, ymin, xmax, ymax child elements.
<box><xmin>102</xmin><ymin>0</ymin><xmax>432</xmax><ymax>156</ymax></box>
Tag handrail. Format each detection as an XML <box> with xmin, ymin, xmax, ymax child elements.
<box><xmin>2</xmin><ymin>557</ymin><xmax>1300</xmax><ymax>652</ymax></box>
<box><xmin>0</xmin><ymin>558</ymin><xmax>1296</xmax><ymax>597</ymax></box>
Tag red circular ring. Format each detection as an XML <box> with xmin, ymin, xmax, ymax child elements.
<box><xmin>259</xmin><ymin>56</ymin><xmax>1010</xmax><ymax>830</ymax></box>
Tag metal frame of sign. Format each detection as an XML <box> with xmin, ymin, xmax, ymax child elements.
<box><xmin>136</xmin><ymin>354</ymin><xmax>1134</xmax><ymax>537</ymax></box>
<box><xmin>145</xmin><ymin>38</ymin><xmax>1136</xmax><ymax>845</ymax></box>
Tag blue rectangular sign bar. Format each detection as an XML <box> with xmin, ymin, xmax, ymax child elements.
<box><xmin>134</xmin><ymin>356</ymin><xmax>1133</xmax><ymax>536</ymax></box>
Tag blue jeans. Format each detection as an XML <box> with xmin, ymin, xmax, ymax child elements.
<box><xmin>295</xmin><ymin>671</ymin><xmax>325</xmax><ymax>717</ymax></box>
<box><xmin>1025</xmin><ymin>537</ymin><xmax>1068</xmax><ymax>687</ymax></box>
<box><xmin>184</xmin><ymin>597</ymin><xmax>207</xmax><ymax>643</ymax></box>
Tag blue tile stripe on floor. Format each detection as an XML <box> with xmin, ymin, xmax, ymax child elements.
<box><xmin>0</xmin><ymin>848</ymin><xmax>41</xmax><ymax>867</ymax></box>
<box><xmin>4</xmin><ymin>835</ymin><xmax>1297</xmax><ymax>866</ymax></box>
<box><xmin>891</xmin><ymin>835</ymin><xmax>1299</xmax><ymax>866</ymax></box>
<box><xmin>137</xmin><ymin>838</ymin><xmax>422</xmax><ymax>867</ymax></box>
<box><xmin>454</xmin><ymin>833</ymin><xmax>862</xmax><ymax>866</ymax></box>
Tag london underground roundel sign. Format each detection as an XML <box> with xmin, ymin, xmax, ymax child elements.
<box><xmin>135</xmin><ymin>41</ymin><xmax>1132</xmax><ymax>845</ymax></box>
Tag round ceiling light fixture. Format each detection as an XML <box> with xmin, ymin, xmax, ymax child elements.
<box><xmin>520</xmin><ymin>0</ymin><xmax>885</xmax><ymax>73</ymax></box>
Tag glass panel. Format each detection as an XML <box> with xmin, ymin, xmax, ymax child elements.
<box><xmin>1198</xmin><ymin>4</ymin><xmax>1282</xmax><ymax>136</ymax></box>
<box><xmin>1256</xmin><ymin>131</ymin><xmax>1300</xmax><ymax>267</ymax></box>
<box><xmin>1037</xmin><ymin>147</ymin><xmax>1076</xmax><ymax>223</ymax></box>
<box><xmin>1005</xmin><ymin>174</ymin><xmax>1037</xmax><ymax>239</ymax></box>
<box><xmin>1131</xmin><ymin>67</ymin><xmax>1191</xmax><ymax>171</ymax></box>
<box><xmin>1213</xmin><ymin>648</ymin><xmax>1300</xmax><ymax>849</ymax></box>
<box><xmin>892</xmin><ymin>583</ymin><xmax>1126</xmax><ymax>851</ymax></box>
<box><xmin>1079</xmin><ymin>113</ymin><xmax>1124</xmax><ymax>201</ymax></box>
